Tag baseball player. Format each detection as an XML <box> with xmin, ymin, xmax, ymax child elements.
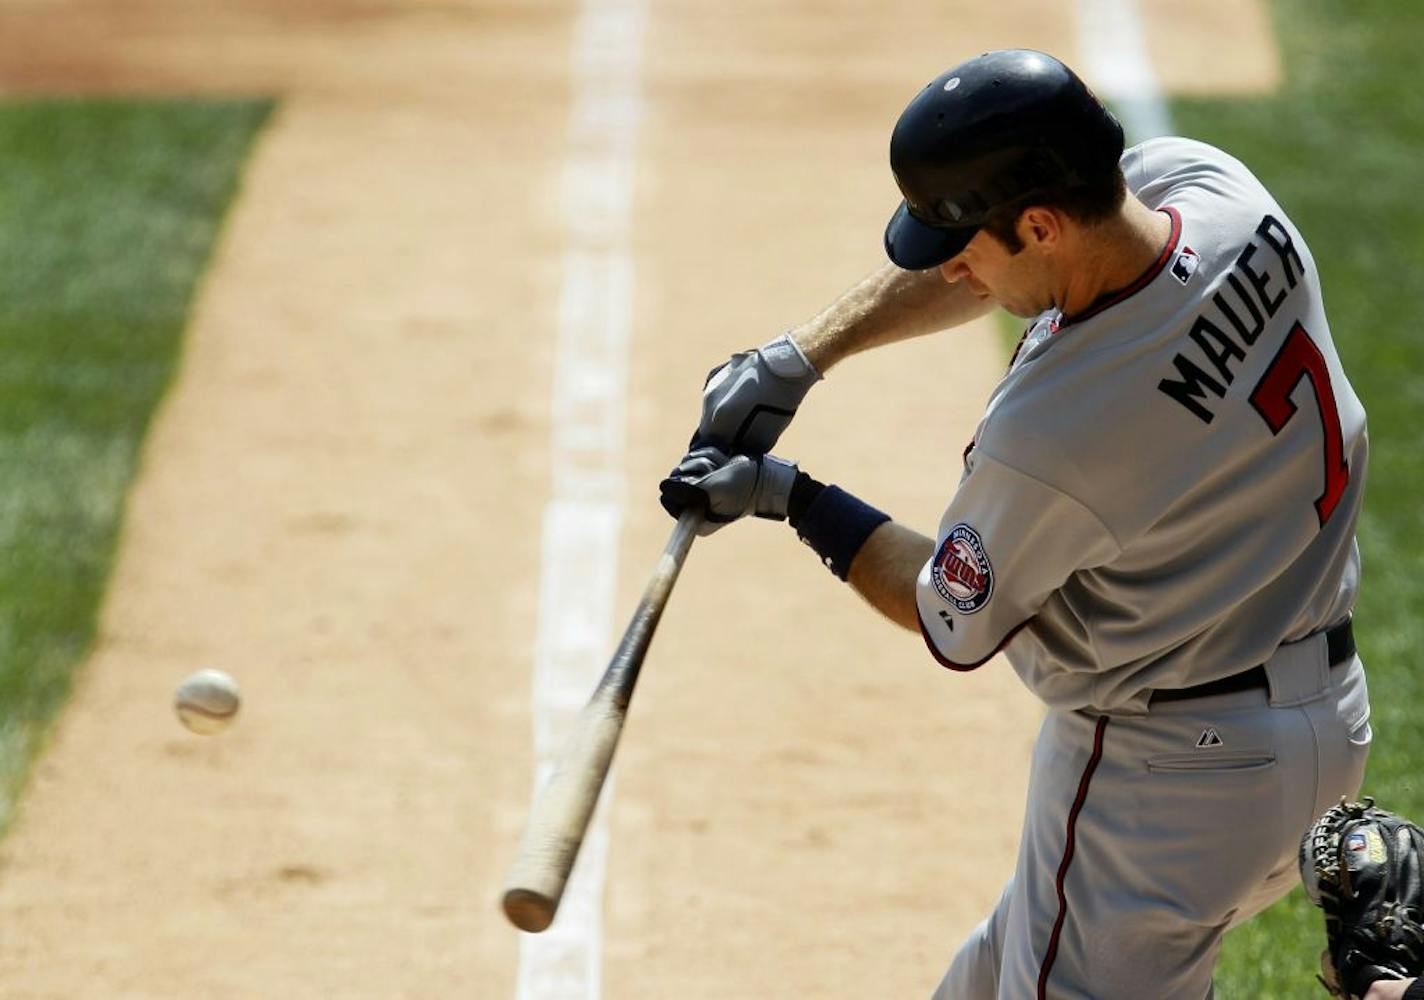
<box><xmin>660</xmin><ymin>50</ymin><xmax>1374</xmax><ymax>998</ymax></box>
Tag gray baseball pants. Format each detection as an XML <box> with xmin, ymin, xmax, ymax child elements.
<box><xmin>933</xmin><ymin>632</ymin><xmax>1372</xmax><ymax>999</ymax></box>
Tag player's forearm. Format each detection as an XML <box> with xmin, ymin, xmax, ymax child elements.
<box><xmin>783</xmin><ymin>473</ymin><xmax>931</xmax><ymax>633</ymax></box>
<box><xmin>789</xmin><ymin>263</ymin><xmax>992</xmax><ymax>373</ymax></box>
<box><xmin>846</xmin><ymin>521</ymin><xmax>935</xmax><ymax>632</ymax></box>
<box><xmin>686</xmin><ymin>267</ymin><xmax>984</xmax><ymax>458</ymax></box>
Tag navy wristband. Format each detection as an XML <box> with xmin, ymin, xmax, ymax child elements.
<box><xmin>793</xmin><ymin>484</ymin><xmax>891</xmax><ymax>581</ymax></box>
<box><xmin>787</xmin><ymin>471</ymin><xmax>825</xmax><ymax>527</ymax></box>
<box><xmin>1404</xmin><ymin>978</ymin><xmax>1424</xmax><ymax>1000</ymax></box>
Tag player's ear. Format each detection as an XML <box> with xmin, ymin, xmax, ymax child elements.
<box><xmin>1018</xmin><ymin>206</ymin><xmax>1061</xmax><ymax>250</ymax></box>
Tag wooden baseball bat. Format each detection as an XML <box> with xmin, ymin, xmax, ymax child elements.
<box><xmin>502</xmin><ymin>508</ymin><xmax>703</xmax><ymax>933</ymax></box>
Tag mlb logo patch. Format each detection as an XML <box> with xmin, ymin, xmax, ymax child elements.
<box><xmin>1171</xmin><ymin>246</ymin><xmax>1201</xmax><ymax>285</ymax></box>
<box><xmin>1344</xmin><ymin>829</ymin><xmax>1388</xmax><ymax>866</ymax></box>
<box><xmin>931</xmin><ymin>523</ymin><xmax>994</xmax><ymax>614</ymax></box>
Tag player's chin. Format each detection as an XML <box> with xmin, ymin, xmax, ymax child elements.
<box><xmin>1000</xmin><ymin>302</ymin><xmax>1040</xmax><ymax>319</ymax></box>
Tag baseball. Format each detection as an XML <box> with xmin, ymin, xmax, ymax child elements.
<box><xmin>174</xmin><ymin>669</ymin><xmax>241</xmax><ymax>735</ymax></box>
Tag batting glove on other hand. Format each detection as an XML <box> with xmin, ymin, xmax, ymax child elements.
<box><xmin>659</xmin><ymin>447</ymin><xmax>798</xmax><ymax>535</ymax></box>
<box><xmin>691</xmin><ymin>333</ymin><xmax>821</xmax><ymax>456</ymax></box>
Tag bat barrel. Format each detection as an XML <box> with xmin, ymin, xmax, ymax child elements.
<box><xmin>502</xmin><ymin>687</ymin><xmax>625</xmax><ymax>931</ymax></box>
<box><xmin>502</xmin><ymin>509</ymin><xmax>701</xmax><ymax>932</ymax></box>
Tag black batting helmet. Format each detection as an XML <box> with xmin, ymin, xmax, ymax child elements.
<box><xmin>883</xmin><ymin>50</ymin><xmax>1125</xmax><ymax>270</ymax></box>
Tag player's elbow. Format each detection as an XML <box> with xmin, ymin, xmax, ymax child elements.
<box><xmin>915</xmin><ymin>606</ymin><xmax>1031</xmax><ymax>672</ymax></box>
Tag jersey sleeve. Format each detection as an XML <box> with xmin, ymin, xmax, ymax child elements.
<box><xmin>915</xmin><ymin>452</ymin><xmax>1120</xmax><ymax>669</ymax></box>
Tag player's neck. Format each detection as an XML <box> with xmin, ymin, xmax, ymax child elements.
<box><xmin>1056</xmin><ymin>198</ymin><xmax>1174</xmax><ymax>318</ymax></box>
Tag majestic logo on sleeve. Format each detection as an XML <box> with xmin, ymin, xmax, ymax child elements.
<box><xmin>931</xmin><ymin>523</ymin><xmax>993</xmax><ymax>614</ymax></box>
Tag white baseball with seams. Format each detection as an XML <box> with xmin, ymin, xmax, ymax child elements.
<box><xmin>174</xmin><ymin>669</ymin><xmax>241</xmax><ymax>735</ymax></box>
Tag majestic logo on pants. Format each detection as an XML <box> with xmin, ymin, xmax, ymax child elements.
<box><xmin>931</xmin><ymin>523</ymin><xmax>993</xmax><ymax>614</ymax></box>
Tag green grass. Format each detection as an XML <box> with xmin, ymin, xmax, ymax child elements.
<box><xmin>0</xmin><ymin>99</ymin><xmax>271</xmax><ymax>832</ymax></box>
<box><xmin>1166</xmin><ymin>3</ymin><xmax>1424</xmax><ymax>995</ymax></box>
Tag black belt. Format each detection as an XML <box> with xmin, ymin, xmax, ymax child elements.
<box><xmin>1150</xmin><ymin>619</ymin><xmax>1355</xmax><ymax>705</ymax></box>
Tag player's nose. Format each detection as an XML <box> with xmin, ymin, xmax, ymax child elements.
<box><xmin>939</xmin><ymin>257</ymin><xmax>970</xmax><ymax>284</ymax></box>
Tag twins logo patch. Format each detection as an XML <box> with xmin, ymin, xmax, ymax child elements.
<box><xmin>931</xmin><ymin>523</ymin><xmax>993</xmax><ymax>614</ymax></box>
<box><xmin>1171</xmin><ymin>245</ymin><xmax>1201</xmax><ymax>285</ymax></box>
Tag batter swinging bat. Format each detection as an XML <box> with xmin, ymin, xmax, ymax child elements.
<box><xmin>502</xmin><ymin>508</ymin><xmax>703</xmax><ymax>933</ymax></box>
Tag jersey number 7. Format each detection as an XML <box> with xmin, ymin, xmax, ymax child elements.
<box><xmin>1248</xmin><ymin>322</ymin><xmax>1351</xmax><ymax>526</ymax></box>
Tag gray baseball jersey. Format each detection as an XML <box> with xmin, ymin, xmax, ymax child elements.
<box><xmin>914</xmin><ymin>136</ymin><xmax>1367</xmax><ymax>714</ymax></box>
<box><xmin>920</xmin><ymin>137</ymin><xmax>1374</xmax><ymax>999</ymax></box>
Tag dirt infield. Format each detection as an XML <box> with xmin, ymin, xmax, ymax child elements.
<box><xmin>0</xmin><ymin>3</ymin><xmax>1275</xmax><ymax>996</ymax></box>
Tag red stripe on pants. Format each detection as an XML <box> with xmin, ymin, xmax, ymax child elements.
<box><xmin>1037</xmin><ymin>716</ymin><xmax>1109</xmax><ymax>999</ymax></box>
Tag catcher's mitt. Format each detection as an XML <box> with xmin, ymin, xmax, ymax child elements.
<box><xmin>1300</xmin><ymin>798</ymin><xmax>1424</xmax><ymax>998</ymax></box>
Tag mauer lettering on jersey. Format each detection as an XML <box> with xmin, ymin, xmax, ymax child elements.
<box><xmin>1158</xmin><ymin>214</ymin><xmax>1305</xmax><ymax>423</ymax></box>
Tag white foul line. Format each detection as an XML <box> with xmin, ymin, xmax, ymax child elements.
<box><xmin>516</xmin><ymin>1</ymin><xmax>646</xmax><ymax>999</ymax></box>
<box><xmin>1076</xmin><ymin>0</ymin><xmax>1174</xmax><ymax>141</ymax></box>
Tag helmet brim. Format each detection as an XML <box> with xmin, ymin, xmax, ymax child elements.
<box><xmin>883</xmin><ymin>200</ymin><xmax>977</xmax><ymax>270</ymax></box>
